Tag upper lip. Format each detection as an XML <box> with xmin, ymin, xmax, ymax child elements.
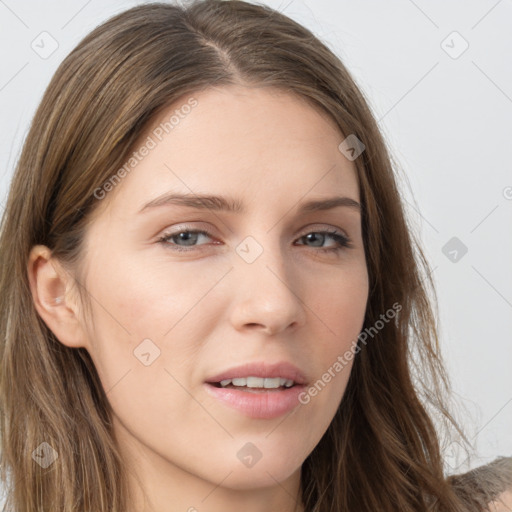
<box><xmin>205</xmin><ymin>361</ymin><xmax>308</xmax><ymax>385</ymax></box>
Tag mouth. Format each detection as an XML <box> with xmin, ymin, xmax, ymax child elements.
<box><xmin>208</xmin><ymin>376</ymin><xmax>297</xmax><ymax>392</ymax></box>
<box><xmin>203</xmin><ymin>362</ymin><xmax>307</xmax><ymax>419</ymax></box>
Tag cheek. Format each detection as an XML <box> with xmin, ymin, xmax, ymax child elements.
<box><xmin>83</xmin><ymin>252</ymin><xmax>225</xmax><ymax>352</ymax></box>
<box><xmin>300</xmin><ymin>263</ymin><xmax>368</xmax><ymax>407</ymax></box>
<box><xmin>314</xmin><ymin>260</ymin><xmax>369</xmax><ymax>350</ymax></box>
<box><xmin>80</xmin><ymin>253</ymin><xmax>229</xmax><ymax>427</ymax></box>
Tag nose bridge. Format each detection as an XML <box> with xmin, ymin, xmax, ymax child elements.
<box><xmin>230</xmin><ymin>229</ymin><xmax>305</xmax><ymax>333</ymax></box>
<box><xmin>236</xmin><ymin>228</ymin><xmax>290</xmax><ymax>287</ymax></box>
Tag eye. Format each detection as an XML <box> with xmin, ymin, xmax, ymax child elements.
<box><xmin>295</xmin><ymin>229</ymin><xmax>352</xmax><ymax>254</ymax></box>
<box><xmin>157</xmin><ymin>229</ymin><xmax>215</xmax><ymax>252</ymax></box>
<box><xmin>157</xmin><ymin>227</ymin><xmax>352</xmax><ymax>253</ymax></box>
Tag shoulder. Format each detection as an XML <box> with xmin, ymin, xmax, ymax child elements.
<box><xmin>485</xmin><ymin>489</ymin><xmax>512</xmax><ymax>511</ymax></box>
<box><xmin>448</xmin><ymin>456</ymin><xmax>512</xmax><ymax>512</ymax></box>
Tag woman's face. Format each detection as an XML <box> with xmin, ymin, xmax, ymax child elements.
<box><xmin>75</xmin><ymin>85</ymin><xmax>368</xmax><ymax>496</ymax></box>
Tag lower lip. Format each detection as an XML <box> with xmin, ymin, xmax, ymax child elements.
<box><xmin>204</xmin><ymin>383</ymin><xmax>305</xmax><ymax>419</ymax></box>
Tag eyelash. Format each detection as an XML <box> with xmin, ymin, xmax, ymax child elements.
<box><xmin>157</xmin><ymin>228</ymin><xmax>352</xmax><ymax>254</ymax></box>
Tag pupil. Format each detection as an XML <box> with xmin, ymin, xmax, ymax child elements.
<box><xmin>178</xmin><ymin>232</ymin><xmax>197</xmax><ymax>246</ymax></box>
<box><xmin>307</xmin><ymin>233</ymin><xmax>323</xmax><ymax>247</ymax></box>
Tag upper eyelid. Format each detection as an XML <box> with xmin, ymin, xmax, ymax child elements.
<box><xmin>159</xmin><ymin>224</ymin><xmax>350</xmax><ymax>239</ymax></box>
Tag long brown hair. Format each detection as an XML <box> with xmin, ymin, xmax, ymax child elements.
<box><xmin>0</xmin><ymin>1</ymin><xmax>468</xmax><ymax>510</ymax></box>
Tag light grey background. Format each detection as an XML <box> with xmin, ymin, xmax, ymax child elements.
<box><xmin>0</xmin><ymin>0</ymin><xmax>510</xmax><ymax>493</ymax></box>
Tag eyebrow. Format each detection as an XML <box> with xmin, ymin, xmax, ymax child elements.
<box><xmin>138</xmin><ymin>193</ymin><xmax>361</xmax><ymax>214</ymax></box>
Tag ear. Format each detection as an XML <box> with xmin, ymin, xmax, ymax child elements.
<box><xmin>27</xmin><ymin>245</ymin><xmax>89</xmax><ymax>349</ymax></box>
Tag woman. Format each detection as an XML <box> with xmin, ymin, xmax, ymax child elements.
<box><xmin>0</xmin><ymin>1</ymin><xmax>482</xmax><ymax>510</ymax></box>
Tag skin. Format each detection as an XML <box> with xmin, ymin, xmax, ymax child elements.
<box><xmin>28</xmin><ymin>84</ymin><xmax>369</xmax><ymax>512</ymax></box>
<box><xmin>488</xmin><ymin>489</ymin><xmax>512</xmax><ymax>511</ymax></box>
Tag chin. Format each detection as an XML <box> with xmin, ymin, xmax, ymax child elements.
<box><xmin>212</xmin><ymin>440</ymin><xmax>307</xmax><ymax>490</ymax></box>
<box><xmin>219</xmin><ymin>460</ymin><xmax>303</xmax><ymax>490</ymax></box>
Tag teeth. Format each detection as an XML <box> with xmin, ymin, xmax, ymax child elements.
<box><xmin>263</xmin><ymin>377</ymin><xmax>281</xmax><ymax>388</ymax></box>
<box><xmin>246</xmin><ymin>376</ymin><xmax>264</xmax><ymax>388</ymax></box>
<box><xmin>218</xmin><ymin>377</ymin><xmax>295</xmax><ymax>388</ymax></box>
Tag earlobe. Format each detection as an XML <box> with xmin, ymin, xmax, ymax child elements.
<box><xmin>27</xmin><ymin>244</ymin><xmax>88</xmax><ymax>349</ymax></box>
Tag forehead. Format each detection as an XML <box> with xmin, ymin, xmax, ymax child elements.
<box><xmin>94</xmin><ymin>85</ymin><xmax>360</xmax><ymax>217</ymax></box>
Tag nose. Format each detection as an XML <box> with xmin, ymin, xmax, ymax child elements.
<box><xmin>229</xmin><ymin>241</ymin><xmax>307</xmax><ymax>336</ymax></box>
